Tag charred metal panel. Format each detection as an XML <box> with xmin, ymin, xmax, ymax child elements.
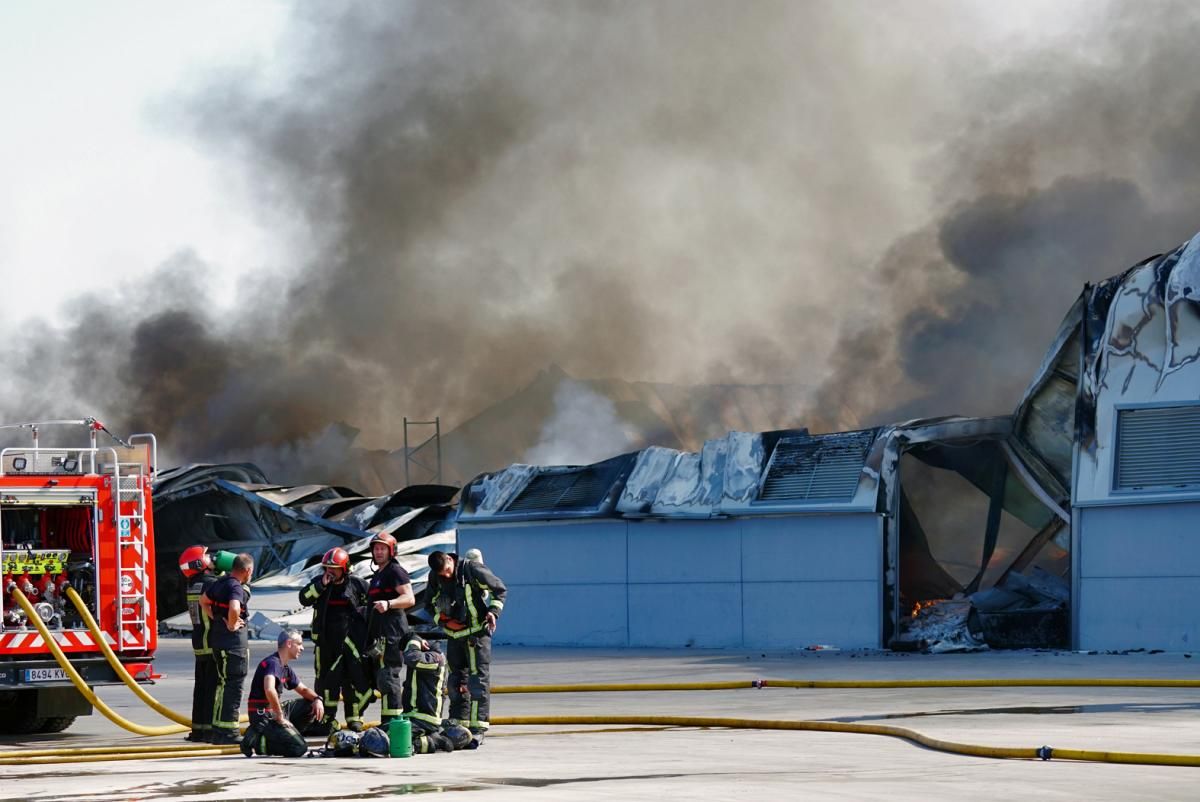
<box><xmin>757</xmin><ymin>429</ymin><xmax>878</xmax><ymax>504</ymax></box>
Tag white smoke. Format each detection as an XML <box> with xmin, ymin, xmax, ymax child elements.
<box><xmin>523</xmin><ymin>380</ymin><xmax>635</xmax><ymax>466</ymax></box>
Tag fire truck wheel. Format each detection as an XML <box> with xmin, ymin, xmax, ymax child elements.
<box><xmin>0</xmin><ymin>690</ymin><xmax>44</xmax><ymax>734</ymax></box>
<box><xmin>36</xmin><ymin>716</ymin><xmax>76</xmax><ymax>734</ymax></box>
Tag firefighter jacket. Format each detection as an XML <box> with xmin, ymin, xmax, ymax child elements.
<box><xmin>298</xmin><ymin>572</ymin><xmax>368</xmax><ymax>647</ymax></box>
<box><xmin>366</xmin><ymin>560</ymin><xmax>413</xmax><ymax>663</ymax></box>
<box><xmin>427</xmin><ymin>555</ymin><xmax>507</xmax><ymax>639</ymax></box>
<box><xmin>186</xmin><ymin>571</ymin><xmax>218</xmax><ymax>656</ymax></box>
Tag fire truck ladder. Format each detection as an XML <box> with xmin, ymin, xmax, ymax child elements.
<box><xmin>113</xmin><ymin>446</ymin><xmax>152</xmax><ymax>652</ymax></box>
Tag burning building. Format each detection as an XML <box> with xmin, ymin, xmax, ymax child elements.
<box><xmin>457</xmin><ymin>231</ymin><xmax>1200</xmax><ymax>652</ymax></box>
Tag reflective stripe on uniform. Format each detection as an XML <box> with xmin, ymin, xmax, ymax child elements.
<box><xmin>464</xmin><ymin>588</ymin><xmax>479</xmax><ymax>632</ymax></box>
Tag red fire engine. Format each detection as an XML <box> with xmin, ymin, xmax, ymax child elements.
<box><xmin>0</xmin><ymin>419</ymin><xmax>157</xmax><ymax>734</ymax></box>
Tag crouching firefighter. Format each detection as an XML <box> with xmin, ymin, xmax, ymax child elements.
<box><xmin>240</xmin><ymin>630</ymin><xmax>325</xmax><ymax>757</ymax></box>
<box><xmin>401</xmin><ymin>634</ymin><xmax>471</xmax><ymax>753</ymax></box>
<box><xmin>427</xmin><ymin>550</ymin><xmax>507</xmax><ymax>745</ymax></box>
<box><xmin>299</xmin><ymin>546</ymin><xmax>371</xmax><ymax>733</ymax></box>
<box><xmin>365</xmin><ymin>532</ymin><xmax>416</xmax><ymax>726</ymax></box>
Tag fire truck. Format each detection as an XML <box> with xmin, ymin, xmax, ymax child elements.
<box><xmin>0</xmin><ymin>419</ymin><xmax>157</xmax><ymax>734</ymax></box>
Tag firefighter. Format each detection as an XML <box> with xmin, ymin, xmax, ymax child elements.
<box><xmin>400</xmin><ymin>633</ymin><xmax>452</xmax><ymax>753</ymax></box>
<box><xmin>179</xmin><ymin>545</ymin><xmax>219</xmax><ymax>743</ymax></box>
<box><xmin>239</xmin><ymin>629</ymin><xmax>324</xmax><ymax>757</ymax></box>
<box><xmin>298</xmin><ymin>546</ymin><xmax>371</xmax><ymax>733</ymax></box>
<box><xmin>200</xmin><ymin>552</ymin><xmax>254</xmax><ymax>745</ymax></box>
<box><xmin>364</xmin><ymin>532</ymin><xmax>415</xmax><ymax>726</ymax></box>
<box><xmin>426</xmin><ymin>550</ymin><xmax>507</xmax><ymax>746</ymax></box>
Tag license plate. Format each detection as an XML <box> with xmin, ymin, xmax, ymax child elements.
<box><xmin>24</xmin><ymin>668</ymin><xmax>68</xmax><ymax>682</ymax></box>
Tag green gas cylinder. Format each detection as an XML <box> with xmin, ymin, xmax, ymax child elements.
<box><xmin>212</xmin><ymin>550</ymin><xmax>237</xmax><ymax>574</ymax></box>
<box><xmin>388</xmin><ymin>716</ymin><xmax>413</xmax><ymax>758</ymax></box>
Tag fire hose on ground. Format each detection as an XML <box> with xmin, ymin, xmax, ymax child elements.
<box><xmin>5</xmin><ymin>586</ymin><xmax>1200</xmax><ymax>767</ymax></box>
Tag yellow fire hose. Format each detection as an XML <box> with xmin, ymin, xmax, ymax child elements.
<box><xmin>7</xmin><ymin>589</ymin><xmax>1200</xmax><ymax>768</ymax></box>
<box><xmin>10</xmin><ymin>589</ymin><xmax>184</xmax><ymax>737</ymax></box>
<box><xmin>491</xmin><ymin>715</ymin><xmax>1200</xmax><ymax>768</ymax></box>
<box><xmin>493</xmin><ymin>677</ymin><xmax>1200</xmax><ymax>693</ymax></box>
<box><xmin>64</xmin><ymin>587</ymin><xmax>192</xmax><ymax>727</ymax></box>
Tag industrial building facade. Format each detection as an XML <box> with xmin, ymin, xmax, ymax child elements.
<box><xmin>458</xmin><ymin>233</ymin><xmax>1200</xmax><ymax>652</ymax></box>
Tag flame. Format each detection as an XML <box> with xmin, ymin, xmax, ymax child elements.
<box><xmin>910</xmin><ymin>599</ymin><xmax>942</xmax><ymax>618</ymax></box>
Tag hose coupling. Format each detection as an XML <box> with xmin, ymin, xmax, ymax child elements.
<box><xmin>1037</xmin><ymin>745</ymin><xmax>1053</xmax><ymax>761</ymax></box>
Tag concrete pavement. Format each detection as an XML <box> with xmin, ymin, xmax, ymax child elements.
<box><xmin>2</xmin><ymin>639</ymin><xmax>1199</xmax><ymax>800</ymax></box>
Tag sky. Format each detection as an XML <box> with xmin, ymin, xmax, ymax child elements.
<box><xmin>0</xmin><ymin>2</ymin><xmax>288</xmax><ymax>323</ymax></box>
<box><xmin>1</xmin><ymin>1</ymin><xmax>1197</xmax><ymax>478</ymax></box>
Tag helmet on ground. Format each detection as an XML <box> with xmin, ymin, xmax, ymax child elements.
<box><xmin>326</xmin><ymin>729</ymin><xmax>361</xmax><ymax>757</ymax></box>
<box><xmin>358</xmin><ymin>726</ymin><xmax>391</xmax><ymax>758</ymax></box>
<box><xmin>178</xmin><ymin>546</ymin><xmax>211</xmax><ymax>578</ymax></box>
<box><xmin>321</xmin><ymin>547</ymin><xmax>350</xmax><ymax>570</ymax></box>
<box><xmin>369</xmin><ymin>532</ymin><xmax>397</xmax><ymax>558</ymax></box>
<box><xmin>442</xmin><ymin>723</ymin><xmax>473</xmax><ymax>751</ymax></box>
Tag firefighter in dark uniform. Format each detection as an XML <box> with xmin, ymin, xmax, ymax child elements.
<box><xmin>179</xmin><ymin>545</ymin><xmax>219</xmax><ymax>743</ymax></box>
<box><xmin>365</xmin><ymin>532</ymin><xmax>414</xmax><ymax>726</ymax></box>
<box><xmin>298</xmin><ymin>546</ymin><xmax>371</xmax><ymax>733</ymax></box>
<box><xmin>427</xmin><ymin>550</ymin><xmax>507</xmax><ymax>746</ymax></box>
<box><xmin>201</xmin><ymin>552</ymin><xmax>254</xmax><ymax>745</ymax></box>
<box><xmin>400</xmin><ymin>633</ymin><xmax>452</xmax><ymax>753</ymax></box>
<box><xmin>239</xmin><ymin>629</ymin><xmax>323</xmax><ymax>757</ymax></box>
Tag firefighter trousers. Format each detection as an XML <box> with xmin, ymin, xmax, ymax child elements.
<box><xmin>373</xmin><ymin>658</ymin><xmax>406</xmax><ymax>726</ymax></box>
<box><xmin>212</xmin><ymin>647</ymin><xmax>249</xmax><ymax>738</ymax></box>
<box><xmin>447</xmin><ymin>634</ymin><xmax>492</xmax><ymax>732</ymax></box>
<box><xmin>241</xmin><ymin>700</ymin><xmax>314</xmax><ymax>758</ymax></box>
<box><xmin>190</xmin><ymin>652</ymin><xmax>217</xmax><ymax>737</ymax></box>
<box><xmin>314</xmin><ymin>636</ymin><xmax>372</xmax><ymax>728</ymax></box>
<box><xmin>412</xmin><ymin>718</ymin><xmax>455</xmax><ymax>754</ymax></box>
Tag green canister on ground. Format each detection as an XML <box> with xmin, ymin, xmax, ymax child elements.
<box><xmin>388</xmin><ymin>716</ymin><xmax>413</xmax><ymax>758</ymax></box>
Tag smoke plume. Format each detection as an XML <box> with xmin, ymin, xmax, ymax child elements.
<box><xmin>2</xmin><ymin>1</ymin><xmax>1200</xmax><ymax>484</ymax></box>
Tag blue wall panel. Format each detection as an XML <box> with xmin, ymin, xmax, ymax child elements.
<box><xmin>743</xmin><ymin>580</ymin><xmax>879</xmax><ymax>649</ymax></box>
<box><xmin>489</xmin><ymin>583</ymin><xmax>628</xmax><ymax>647</ymax></box>
<box><xmin>741</xmin><ymin>516</ymin><xmax>879</xmax><ymax>582</ymax></box>
<box><xmin>628</xmin><ymin>582</ymin><xmax>742</xmax><ymax>647</ymax></box>
<box><xmin>627</xmin><ymin>520</ymin><xmax>741</xmax><ymax>583</ymax></box>
<box><xmin>460</xmin><ymin>512</ymin><xmax>883</xmax><ymax>649</ymax></box>
<box><xmin>1080</xmin><ymin>503</ymin><xmax>1200</xmax><ymax>578</ymax></box>
<box><xmin>1078</xmin><ymin>503</ymin><xmax>1200</xmax><ymax>650</ymax></box>
<box><xmin>461</xmin><ymin>521</ymin><xmax>627</xmax><ymax>584</ymax></box>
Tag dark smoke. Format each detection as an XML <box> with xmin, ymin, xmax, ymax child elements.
<box><xmin>2</xmin><ymin>1</ymin><xmax>1199</xmax><ymax>484</ymax></box>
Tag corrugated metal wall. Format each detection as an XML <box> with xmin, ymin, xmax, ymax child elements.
<box><xmin>458</xmin><ymin>513</ymin><xmax>883</xmax><ymax>649</ymax></box>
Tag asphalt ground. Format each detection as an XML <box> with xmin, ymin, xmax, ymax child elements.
<box><xmin>2</xmin><ymin>639</ymin><xmax>1199</xmax><ymax>800</ymax></box>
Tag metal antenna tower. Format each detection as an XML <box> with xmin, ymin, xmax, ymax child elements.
<box><xmin>403</xmin><ymin>417</ymin><xmax>442</xmax><ymax>486</ymax></box>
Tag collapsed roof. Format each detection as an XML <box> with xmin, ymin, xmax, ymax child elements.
<box><xmin>153</xmin><ymin>464</ymin><xmax>458</xmax><ymax>622</ymax></box>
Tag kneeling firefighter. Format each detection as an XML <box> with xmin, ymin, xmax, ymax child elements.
<box><xmin>298</xmin><ymin>546</ymin><xmax>371</xmax><ymax>733</ymax></box>
<box><xmin>365</xmin><ymin>532</ymin><xmax>415</xmax><ymax>726</ymax></box>
<box><xmin>401</xmin><ymin>633</ymin><xmax>471</xmax><ymax>753</ymax></box>
<box><xmin>240</xmin><ymin>630</ymin><xmax>324</xmax><ymax>758</ymax></box>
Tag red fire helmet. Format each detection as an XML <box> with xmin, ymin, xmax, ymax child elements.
<box><xmin>178</xmin><ymin>545</ymin><xmax>212</xmax><ymax>578</ymax></box>
<box><xmin>321</xmin><ymin>547</ymin><xmax>350</xmax><ymax>570</ymax></box>
<box><xmin>369</xmin><ymin>532</ymin><xmax>397</xmax><ymax>558</ymax></box>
